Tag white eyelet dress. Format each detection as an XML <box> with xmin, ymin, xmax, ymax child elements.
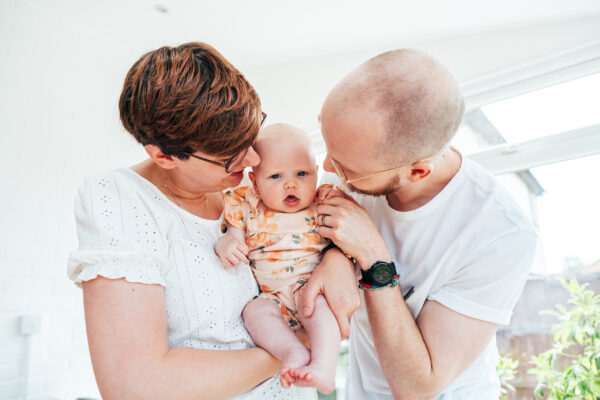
<box><xmin>67</xmin><ymin>168</ymin><xmax>317</xmax><ymax>400</ymax></box>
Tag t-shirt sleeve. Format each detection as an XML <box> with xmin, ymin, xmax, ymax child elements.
<box><xmin>222</xmin><ymin>186</ymin><xmax>252</xmax><ymax>231</ymax></box>
<box><xmin>67</xmin><ymin>173</ymin><xmax>169</xmax><ymax>288</ymax></box>
<box><xmin>428</xmin><ymin>228</ymin><xmax>537</xmax><ymax>325</ymax></box>
<box><xmin>319</xmin><ymin>172</ymin><xmax>342</xmax><ymax>187</ymax></box>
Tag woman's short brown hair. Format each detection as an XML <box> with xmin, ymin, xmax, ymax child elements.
<box><xmin>119</xmin><ymin>42</ymin><xmax>262</xmax><ymax>159</ymax></box>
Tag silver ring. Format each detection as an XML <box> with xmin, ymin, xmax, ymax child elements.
<box><xmin>320</xmin><ymin>214</ymin><xmax>327</xmax><ymax>226</ymax></box>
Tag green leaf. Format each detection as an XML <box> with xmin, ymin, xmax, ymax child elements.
<box><xmin>535</xmin><ymin>387</ymin><xmax>545</xmax><ymax>398</ymax></box>
<box><xmin>581</xmin><ymin>380</ymin><xmax>591</xmax><ymax>392</ymax></box>
<box><xmin>529</xmin><ymin>278</ymin><xmax>600</xmax><ymax>399</ymax></box>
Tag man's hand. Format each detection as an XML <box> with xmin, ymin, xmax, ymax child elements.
<box><xmin>214</xmin><ymin>234</ymin><xmax>249</xmax><ymax>267</ymax></box>
<box><xmin>299</xmin><ymin>249</ymin><xmax>360</xmax><ymax>338</ymax></box>
<box><xmin>317</xmin><ymin>194</ymin><xmax>391</xmax><ymax>269</ymax></box>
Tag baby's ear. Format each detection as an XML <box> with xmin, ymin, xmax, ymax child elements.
<box><xmin>248</xmin><ymin>171</ymin><xmax>258</xmax><ymax>192</ymax></box>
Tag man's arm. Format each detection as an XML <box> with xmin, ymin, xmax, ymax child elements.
<box><xmin>83</xmin><ymin>277</ymin><xmax>280</xmax><ymax>400</ymax></box>
<box><xmin>364</xmin><ymin>288</ymin><xmax>498</xmax><ymax>399</ymax></box>
<box><xmin>316</xmin><ymin>195</ymin><xmax>499</xmax><ymax>399</ymax></box>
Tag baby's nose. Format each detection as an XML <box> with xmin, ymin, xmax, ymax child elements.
<box><xmin>284</xmin><ymin>179</ymin><xmax>298</xmax><ymax>189</ymax></box>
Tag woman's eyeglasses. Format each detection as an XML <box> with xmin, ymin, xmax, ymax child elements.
<box><xmin>185</xmin><ymin>112</ymin><xmax>267</xmax><ymax>173</ymax></box>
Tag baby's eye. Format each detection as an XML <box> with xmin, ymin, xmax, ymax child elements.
<box><xmin>269</xmin><ymin>174</ymin><xmax>281</xmax><ymax>179</ymax></box>
<box><xmin>297</xmin><ymin>171</ymin><xmax>308</xmax><ymax>177</ymax></box>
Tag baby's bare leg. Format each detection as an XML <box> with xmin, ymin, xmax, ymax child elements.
<box><xmin>290</xmin><ymin>294</ymin><xmax>340</xmax><ymax>394</ymax></box>
<box><xmin>243</xmin><ymin>298</ymin><xmax>310</xmax><ymax>388</ymax></box>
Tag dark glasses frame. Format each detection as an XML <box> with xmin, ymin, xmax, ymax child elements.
<box><xmin>185</xmin><ymin>112</ymin><xmax>267</xmax><ymax>173</ymax></box>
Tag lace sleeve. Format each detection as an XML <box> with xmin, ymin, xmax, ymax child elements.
<box><xmin>67</xmin><ymin>172</ymin><xmax>168</xmax><ymax>288</ymax></box>
<box><xmin>223</xmin><ymin>186</ymin><xmax>255</xmax><ymax>231</ymax></box>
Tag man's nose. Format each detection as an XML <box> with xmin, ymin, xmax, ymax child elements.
<box><xmin>323</xmin><ymin>154</ymin><xmax>335</xmax><ymax>173</ymax></box>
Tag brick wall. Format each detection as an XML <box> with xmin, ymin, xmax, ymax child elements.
<box><xmin>0</xmin><ymin>3</ymin><xmax>140</xmax><ymax>398</ymax></box>
<box><xmin>0</xmin><ymin>255</ymin><xmax>99</xmax><ymax>399</ymax></box>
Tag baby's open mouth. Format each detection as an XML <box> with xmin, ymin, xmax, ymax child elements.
<box><xmin>284</xmin><ymin>194</ymin><xmax>300</xmax><ymax>205</ymax></box>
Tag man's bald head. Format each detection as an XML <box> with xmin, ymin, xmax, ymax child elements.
<box><xmin>324</xmin><ymin>49</ymin><xmax>464</xmax><ymax>165</ymax></box>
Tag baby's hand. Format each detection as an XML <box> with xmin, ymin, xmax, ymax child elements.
<box><xmin>317</xmin><ymin>186</ymin><xmax>346</xmax><ymax>203</ymax></box>
<box><xmin>214</xmin><ymin>234</ymin><xmax>249</xmax><ymax>268</ymax></box>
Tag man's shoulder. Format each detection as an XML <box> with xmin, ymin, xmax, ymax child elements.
<box><xmin>319</xmin><ymin>172</ymin><xmax>342</xmax><ymax>188</ymax></box>
<box><xmin>460</xmin><ymin>157</ymin><xmax>536</xmax><ymax>235</ymax></box>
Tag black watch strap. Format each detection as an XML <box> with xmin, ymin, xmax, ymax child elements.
<box><xmin>359</xmin><ymin>261</ymin><xmax>398</xmax><ymax>289</ymax></box>
<box><xmin>322</xmin><ymin>242</ymin><xmax>357</xmax><ymax>264</ymax></box>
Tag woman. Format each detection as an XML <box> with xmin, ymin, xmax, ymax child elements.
<box><xmin>67</xmin><ymin>42</ymin><xmax>318</xmax><ymax>399</ymax></box>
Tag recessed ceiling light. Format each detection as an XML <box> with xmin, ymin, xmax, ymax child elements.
<box><xmin>154</xmin><ymin>4</ymin><xmax>168</xmax><ymax>13</ymax></box>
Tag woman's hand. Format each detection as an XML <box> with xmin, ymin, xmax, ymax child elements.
<box><xmin>316</xmin><ymin>194</ymin><xmax>391</xmax><ymax>269</ymax></box>
<box><xmin>299</xmin><ymin>249</ymin><xmax>360</xmax><ymax>338</ymax></box>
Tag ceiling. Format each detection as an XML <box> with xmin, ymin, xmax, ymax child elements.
<box><xmin>3</xmin><ymin>0</ymin><xmax>600</xmax><ymax>69</ymax></box>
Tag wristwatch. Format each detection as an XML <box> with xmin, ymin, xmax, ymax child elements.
<box><xmin>359</xmin><ymin>261</ymin><xmax>399</xmax><ymax>290</ymax></box>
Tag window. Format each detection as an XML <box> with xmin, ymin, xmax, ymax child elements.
<box><xmin>457</xmin><ymin>72</ymin><xmax>600</xmax><ymax>274</ymax></box>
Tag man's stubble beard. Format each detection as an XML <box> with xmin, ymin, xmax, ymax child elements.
<box><xmin>347</xmin><ymin>174</ymin><xmax>400</xmax><ymax>197</ymax></box>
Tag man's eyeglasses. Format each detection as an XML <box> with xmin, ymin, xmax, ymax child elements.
<box><xmin>329</xmin><ymin>148</ymin><xmax>445</xmax><ymax>186</ymax></box>
<box><xmin>185</xmin><ymin>111</ymin><xmax>267</xmax><ymax>173</ymax></box>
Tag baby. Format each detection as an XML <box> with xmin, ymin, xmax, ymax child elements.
<box><xmin>215</xmin><ymin>123</ymin><xmax>340</xmax><ymax>394</ymax></box>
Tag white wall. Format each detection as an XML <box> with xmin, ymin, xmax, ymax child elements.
<box><xmin>1</xmin><ymin>4</ymin><xmax>599</xmax><ymax>398</ymax></box>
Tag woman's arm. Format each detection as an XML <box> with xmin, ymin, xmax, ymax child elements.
<box><xmin>83</xmin><ymin>276</ymin><xmax>280</xmax><ymax>400</ymax></box>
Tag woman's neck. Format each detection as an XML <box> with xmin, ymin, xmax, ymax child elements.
<box><xmin>162</xmin><ymin>172</ymin><xmax>208</xmax><ymax>204</ymax></box>
<box><xmin>132</xmin><ymin>159</ymin><xmax>223</xmax><ymax>220</ymax></box>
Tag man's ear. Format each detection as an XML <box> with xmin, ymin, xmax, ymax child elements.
<box><xmin>407</xmin><ymin>160</ymin><xmax>433</xmax><ymax>182</ymax></box>
<box><xmin>144</xmin><ymin>144</ymin><xmax>178</xmax><ymax>169</ymax></box>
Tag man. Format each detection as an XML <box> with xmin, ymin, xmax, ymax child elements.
<box><xmin>300</xmin><ymin>49</ymin><xmax>537</xmax><ymax>399</ymax></box>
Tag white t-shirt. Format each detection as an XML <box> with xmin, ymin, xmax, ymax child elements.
<box><xmin>324</xmin><ymin>155</ymin><xmax>537</xmax><ymax>399</ymax></box>
<box><xmin>67</xmin><ymin>168</ymin><xmax>316</xmax><ymax>400</ymax></box>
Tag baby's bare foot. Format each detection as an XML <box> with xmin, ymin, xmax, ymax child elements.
<box><xmin>290</xmin><ymin>362</ymin><xmax>335</xmax><ymax>394</ymax></box>
<box><xmin>280</xmin><ymin>346</ymin><xmax>310</xmax><ymax>389</ymax></box>
<box><xmin>279</xmin><ymin>372</ymin><xmax>293</xmax><ymax>388</ymax></box>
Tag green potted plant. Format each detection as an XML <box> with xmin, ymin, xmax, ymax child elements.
<box><xmin>528</xmin><ymin>279</ymin><xmax>600</xmax><ymax>399</ymax></box>
<box><xmin>497</xmin><ymin>354</ymin><xmax>519</xmax><ymax>400</ymax></box>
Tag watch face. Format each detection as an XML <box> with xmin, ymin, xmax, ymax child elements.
<box><xmin>372</xmin><ymin>264</ymin><xmax>394</xmax><ymax>285</ymax></box>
